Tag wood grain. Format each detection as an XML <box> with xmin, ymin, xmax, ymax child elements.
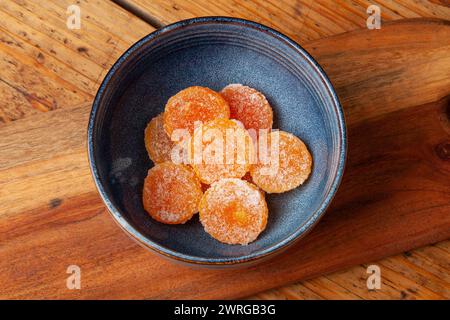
<box><xmin>123</xmin><ymin>0</ymin><xmax>450</xmax><ymax>43</ymax></box>
<box><xmin>252</xmin><ymin>241</ymin><xmax>450</xmax><ymax>299</ymax></box>
<box><xmin>1</xmin><ymin>18</ymin><xmax>449</xmax><ymax>299</ymax></box>
<box><xmin>0</xmin><ymin>0</ymin><xmax>153</xmax><ymax>123</ymax></box>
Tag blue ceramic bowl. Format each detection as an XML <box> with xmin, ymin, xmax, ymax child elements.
<box><xmin>88</xmin><ymin>17</ymin><xmax>346</xmax><ymax>266</ymax></box>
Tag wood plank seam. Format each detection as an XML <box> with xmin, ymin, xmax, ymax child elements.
<box><xmin>112</xmin><ymin>0</ymin><xmax>165</xmax><ymax>28</ymax></box>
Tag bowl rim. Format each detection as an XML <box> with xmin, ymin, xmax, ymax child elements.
<box><xmin>88</xmin><ymin>16</ymin><xmax>347</xmax><ymax>266</ymax></box>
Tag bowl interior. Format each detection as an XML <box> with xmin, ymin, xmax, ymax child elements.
<box><xmin>90</xmin><ymin>19</ymin><xmax>344</xmax><ymax>263</ymax></box>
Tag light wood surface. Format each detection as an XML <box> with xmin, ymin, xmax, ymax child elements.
<box><xmin>125</xmin><ymin>0</ymin><xmax>450</xmax><ymax>43</ymax></box>
<box><xmin>0</xmin><ymin>0</ymin><xmax>449</xmax><ymax>299</ymax></box>
<box><xmin>252</xmin><ymin>240</ymin><xmax>450</xmax><ymax>299</ymax></box>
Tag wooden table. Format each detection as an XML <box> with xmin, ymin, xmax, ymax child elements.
<box><xmin>0</xmin><ymin>0</ymin><xmax>449</xmax><ymax>299</ymax></box>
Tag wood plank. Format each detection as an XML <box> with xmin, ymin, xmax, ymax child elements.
<box><xmin>0</xmin><ymin>0</ymin><xmax>154</xmax><ymax>123</ymax></box>
<box><xmin>1</xmin><ymin>19</ymin><xmax>449</xmax><ymax>299</ymax></box>
<box><xmin>378</xmin><ymin>255</ymin><xmax>450</xmax><ymax>297</ymax></box>
<box><xmin>250</xmin><ymin>241</ymin><xmax>450</xmax><ymax>300</ymax></box>
<box><xmin>122</xmin><ymin>0</ymin><xmax>450</xmax><ymax>123</ymax></box>
<box><xmin>306</xmin><ymin>18</ymin><xmax>450</xmax><ymax>124</ymax></box>
<box><xmin>301</xmin><ymin>277</ymin><xmax>364</xmax><ymax>300</ymax></box>
<box><xmin>1</xmin><ymin>95</ymin><xmax>448</xmax><ymax>299</ymax></box>
<box><xmin>0</xmin><ymin>104</ymin><xmax>93</xmax><ymax>218</ymax></box>
<box><xmin>125</xmin><ymin>0</ymin><xmax>450</xmax><ymax>43</ymax></box>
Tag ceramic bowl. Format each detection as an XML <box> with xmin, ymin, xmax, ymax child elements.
<box><xmin>88</xmin><ymin>17</ymin><xmax>346</xmax><ymax>266</ymax></box>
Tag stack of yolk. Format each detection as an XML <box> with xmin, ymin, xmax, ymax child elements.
<box><xmin>142</xmin><ymin>84</ymin><xmax>312</xmax><ymax>245</ymax></box>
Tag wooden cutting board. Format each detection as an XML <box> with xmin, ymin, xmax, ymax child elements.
<box><xmin>0</xmin><ymin>18</ymin><xmax>449</xmax><ymax>299</ymax></box>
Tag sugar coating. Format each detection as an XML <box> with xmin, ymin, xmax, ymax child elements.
<box><xmin>144</xmin><ymin>113</ymin><xmax>174</xmax><ymax>163</ymax></box>
<box><xmin>250</xmin><ymin>131</ymin><xmax>312</xmax><ymax>193</ymax></box>
<box><xmin>142</xmin><ymin>162</ymin><xmax>203</xmax><ymax>224</ymax></box>
<box><xmin>199</xmin><ymin>178</ymin><xmax>268</xmax><ymax>245</ymax></box>
<box><xmin>189</xmin><ymin>119</ymin><xmax>255</xmax><ymax>184</ymax></box>
<box><xmin>221</xmin><ymin>84</ymin><xmax>273</xmax><ymax>133</ymax></box>
<box><xmin>163</xmin><ymin>86</ymin><xmax>230</xmax><ymax>136</ymax></box>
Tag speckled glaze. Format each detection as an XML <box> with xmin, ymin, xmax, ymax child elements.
<box><xmin>88</xmin><ymin>17</ymin><xmax>347</xmax><ymax>267</ymax></box>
